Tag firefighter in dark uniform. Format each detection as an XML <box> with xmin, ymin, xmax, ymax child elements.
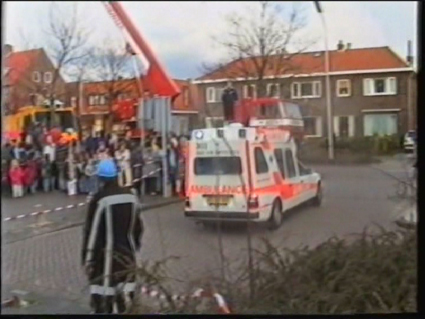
<box><xmin>221</xmin><ymin>81</ymin><xmax>238</xmax><ymax>124</ymax></box>
<box><xmin>81</xmin><ymin>158</ymin><xmax>144</xmax><ymax>313</ymax></box>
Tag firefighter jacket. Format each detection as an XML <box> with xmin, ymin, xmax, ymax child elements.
<box><xmin>81</xmin><ymin>181</ymin><xmax>144</xmax><ymax>296</ymax></box>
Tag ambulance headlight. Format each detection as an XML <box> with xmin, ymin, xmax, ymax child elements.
<box><xmin>194</xmin><ymin>130</ymin><xmax>204</xmax><ymax>140</ymax></box>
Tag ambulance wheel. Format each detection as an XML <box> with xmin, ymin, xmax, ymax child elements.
<box><xmin>312</xmin><ymin>183</ymin><xmax>322</xmax><ymax>206</ymax></box>
<box><xmin>268</xmin><ymin>200</ymin><xmax>283</xmax><ymax>230</ymax></box>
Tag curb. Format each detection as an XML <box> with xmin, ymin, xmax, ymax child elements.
<box><xmin>4</xmin><ymin>198</ymin><xmax>182</xmax><ymax>245</ymax></box>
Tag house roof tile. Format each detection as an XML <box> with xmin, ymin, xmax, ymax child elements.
<box><xmin>197</xmin><ymin>46</ymin><xmax>410</xmax><ymax>81</ymax></box>
<box><xmin>4</xmin><ymin>49</ymin><xmax>42</xmax><ymax>85</ymax></box>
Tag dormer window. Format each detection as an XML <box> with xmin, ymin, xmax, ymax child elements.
<box><xmin>44</xmin><ymin>72</ymin><xmax>52</xmax><ymax>84</ymax></box>
<box><xmin>32</xmin><ymin>71</ymin><xmax>41</xmax><ymax>83</ymax></box>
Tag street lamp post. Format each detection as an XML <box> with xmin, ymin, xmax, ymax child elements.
<box><xmin>314</xmin><ymin>1</ymin><xmax>334</xmax><ymax>160</ymax></box>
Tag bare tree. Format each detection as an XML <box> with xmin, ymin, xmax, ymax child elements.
<box><xmin>201</xmin><ymin>1</ymin><xmax>317</xmax><ymax>97</ymax></box>
<box><xmin>199</xmin><ymin>1</ymin><xmax>317</xmax><ymax>302</ymax></box>
<box><xmin>92</xmin><ymin>42</ymin><xmax>139</xmax><ymax>133</ymax></box>
<box><xmin>43</xmin><ymin>2</ymin><xmax>92</xmax><ymax>126</ymax></box>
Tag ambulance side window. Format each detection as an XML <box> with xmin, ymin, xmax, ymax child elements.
<box><xmin>273</xmin><ymin>149</ymin><xmax>285</xmax><ymax>178</ymax></box>
<box><xmin>254</xmin><ymin>147</ymin><xmax>268</xmax><ymax>174</ymax></box>
<box><xmin>284</xmin><ymin>149</ymin><xmax>296</xmax><ymax>178</ymax></box>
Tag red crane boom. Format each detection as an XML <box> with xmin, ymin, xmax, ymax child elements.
<box><xmin>103</xmin><ymin>1</ymin><xmax>181</xmax><ymax>99</ymax></box>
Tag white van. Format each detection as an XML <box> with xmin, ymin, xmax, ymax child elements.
<box><xmin>184</xmin><ymin>124</ymin><xmax>322</xmax><ymax>229</ymax></box>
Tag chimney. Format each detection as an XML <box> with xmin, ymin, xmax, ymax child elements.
<box><xmin>406</xmin><ymin>40</ymin><xmax>413</xmax><ymax>66</ymax></box>
<box><xmin>3</xmin><ymin>44</ymin><xmax>13</xmax><ymax>56</ymax></box>
<box><xmin>337</xmin><ymin>40</ymin><xmax>344</xmax><ymax>51</ymax></box>
<box><xmin>346</xmin><ymin>43</ymin><xmax>352</xmax><ymax>50</ymax></box>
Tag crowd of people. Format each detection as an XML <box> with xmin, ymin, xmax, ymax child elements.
<box><xmin>1</xmin><ymin>124</ymin><xmax>188</xmax><ymax>199</ymax></box>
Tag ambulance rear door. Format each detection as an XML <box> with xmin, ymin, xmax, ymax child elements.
<box><xmin>187</xmin><ymin>139</ymin><xmax>250</xmax><ymax>213</ymax></box>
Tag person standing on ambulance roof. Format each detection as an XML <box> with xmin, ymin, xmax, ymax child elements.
<box><xmin>81</xmin><ymin>158</ymin><xmax>144</xmax><ymax>314</ymax></box>
<box><xmin>221</xmin><ymin>81</ymin><xmax>238</xmax><ymax>124</ymax></box>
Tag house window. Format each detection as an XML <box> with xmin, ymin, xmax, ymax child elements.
<box><xmin>291</xmin><ymin>81</ymin><xmax>321</xmax><ymax>98</ymax></box>
<box><xmin>363</xmin><ymin>113</ymin><xmax>398</xmax><ymax>136</ymax></box>
<box><xmin>243</xmin><ymin>84</ymin><xmax>257</xmax><ymax>99</ymax></box>
<box><xmin>363</xmin><ymin>77</ymin><xmax>397</xmax><ymax>96</ymax></box>
<box><xmin>303</xmin><ymin>117</ymin><xmax>322</xmax><ymax>137</ymax></box>
<box><xmin>206</xmin><ymin>87</ymin><xmax>216</xmax><ymax>103</ymax></box>
<box><xmin>88</xmin><ymin>95</ymin><xmax>100</xmax><ymax>106</ymax></box>
<box><xmin>267</xmin><ymin>83</ymin><xmax>280</xmax><ymax>97</ymax></box>
<box><xmin>336</xmin><ymin>79</ymin><xmax>351</xmax><ymax>97</ymax></box>
<box><xmin>43</xmin><ymin>72</ymin><xmax>52</xmax><ymax>84</ymax></box>
<box><xmin>70</xmin><ymin>96</ymin><xmax>77</xmax><ymax>108</ymax></box>
<box><xmin>205</xmin><ymin>117</ymin><xmax>224</xmax><ymax>128</ymax></box>
<box><xmin>254</xmin><ymin>147</ymin><xmax>268</xmax><ymax>174</ymax></box>
<box><xmin>334</xmin><ymin>116</ymin><xmax>355</xmax><ymax>138</ymax></box>
<box><xmin>32</xmin><ymin>71</ymin><xmax>41</xmax><ymax>83</ymax></box>
<box><xmin>99</xmin><ymin>95</ymin><xmax>106</xmax><ymax>105</ymax></box>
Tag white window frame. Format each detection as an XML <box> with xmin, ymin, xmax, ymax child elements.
<box><xmin>243</xmin><ymin>84</ymin><xmax>257</xmax><ymax>99</ymax></box>
<box><xmin>266</xmin><ymin>83</ymin><xmax>280</xmax><ymax>97</ymax></box>
<box><xmin>336</xmin><ymin>79</ymin><xmax>351</xmax><ymax>97</ymax></box>
<box><xmin>70</xmin><ymin>96</ymin><xmax>77</xmax><ymax>108</ymax></box>
<box><xmin>43</xmin><ymin>71</ymin><xmax>52</xmax><ymax>84</ymax></box>
<box><xmin>206</xmin><ymin>87</ymin><xmax>216</xmax><ymax>103</ymax></box>
<box><xmin>303</xmin><ymin>116</ymin><xmax>322</xmax><ymax>138</ymax></box>
<box><xmin>32</xmin><ymin>71</ymin><xmax>41</xmax><ymax>83</ymax></box>
<box><xmin>99</xmin><ymin>95</ymin><xmax>106</xmax><ymax>105</ymax></box>
<box><xmin>291</xmin><ymin>81</ymin><xmax>321</xmax><ymax>99</ymax></box>
<box><xmin>363</xmin><ymin>77</ymin><xmax>397</xmax><ymax>96</ymax></box>
<box><xmin>334</xmin><ymin>115</ymin><xmax>355</xmax><ymax>137</ymax></box>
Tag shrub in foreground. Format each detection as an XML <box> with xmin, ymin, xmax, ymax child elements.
<box><xmin>237</xmin><ymin>227</ymin><xmax>417</xmax><ymax>314</ymax></box>
<box><xmin>133</xmin><ymin>227</ymin><xmax>416</xmax><ymax>314</ymax></box>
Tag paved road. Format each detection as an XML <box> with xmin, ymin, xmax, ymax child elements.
<box><xmin>1</xmin><ymin>160</ymin><xmax>414</xmax><ymax>314</ymax></box>
<box><xmin>1</xmin><ymin>191</ymin><xmax>178</xmax><ymax>244</ymax></box>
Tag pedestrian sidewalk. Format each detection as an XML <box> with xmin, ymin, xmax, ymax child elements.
<box><xmin>1</xmin><ymin>286</ymin><xmax>90</xmax><ymax>314</ymax></box>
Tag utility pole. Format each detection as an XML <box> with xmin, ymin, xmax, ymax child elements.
<box><xmin>314</xmin><ymin>1</ymin><xmax>334</xmax><ymax>160</ymax></box>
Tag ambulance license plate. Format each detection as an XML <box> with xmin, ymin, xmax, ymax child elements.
<box><xmin>206</xmin><ymin>196</ymin><xmax>230</xmax><ymax>206</ymax></box>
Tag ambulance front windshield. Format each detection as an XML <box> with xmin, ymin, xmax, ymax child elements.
<box><xmin>194</xmin><ymin>157</ymin><xmax>242</xmax><ymax>175</ymax></box>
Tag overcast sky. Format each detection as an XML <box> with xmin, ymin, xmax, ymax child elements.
<box><xmin>4</xmin><ymin>1</ymin><xmax>417</xmax><ymax>80</ymax></box>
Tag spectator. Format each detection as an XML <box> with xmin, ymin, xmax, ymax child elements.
<box><xmin>77</xmin><ymin>153</ymin><xmax>88</xmax><ymax>194</ymax></box>
<box><xmin>85</xmin><ymin>153</ymin><xmax>99</xmax><ymax>195</ymax></box>
<box><xmin>167</xmin><ymin>138</ymin><xmax>179</xmax><ymax>196</ymax></box>
<box><xmin>9</xmin><ymin>159</ymin><xmax>24</xmax><ymax>198</ymax></box>
<box><xmin>131</xmin><ymin>141</ymin><xmax>144</xmax><ymax>197</ymax></box>
<box><xmin>41</xmin><ymin>154</ymin><xmax>54</xmax><ymax>192</ymax></box>
<box><xmin>115</xmin><ymin>142</ymin><xmax>132</xmax><ymax>187</ymax></box>
<box><xmin>55</xmin><ymin>141</ymin><xmax>69</xmax><ymax>192</ymax></box>
<box><xmin>24</xmin><ymin>153</ymin><xmax>39</xmax><ymax>194</ymax></box>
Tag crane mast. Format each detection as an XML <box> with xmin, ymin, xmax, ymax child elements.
<box><xmin>103</xmin><ymin>1</ymin><xmax>181</xmax><ymax>99</ymax></box>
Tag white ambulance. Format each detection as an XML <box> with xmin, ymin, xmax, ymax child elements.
<box><xmin>184</xmin><ymin>123</ymin><xmax>322</xmax><ymax>230</ymax></box>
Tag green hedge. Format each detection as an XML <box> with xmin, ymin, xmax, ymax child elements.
<box><xmin>318</xmin><ymin>135</ymin><xmax>402</xmax><ymax>155</ymax></box>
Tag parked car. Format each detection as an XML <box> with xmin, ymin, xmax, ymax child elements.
<box><xmin>403</xmin><ymin>130</ymin><xmax>416</xmax><ymax>152</ymax></box>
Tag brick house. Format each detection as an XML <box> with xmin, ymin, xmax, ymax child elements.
<box><xmin>3</xmin><ymin>45</ymin><xmax>66</xmax><ymax>114</ymax></box>
<box><xmin>65</xmin><ymin>77</ymin><xmax>200</xmax><ymax>135</ymax></box>
<box><xmin>193</xmin><ymin>44</ymin><xmax>416</xmax><ymax>138</ymax></box>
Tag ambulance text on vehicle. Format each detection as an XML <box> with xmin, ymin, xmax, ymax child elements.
<box><xmin>184</xmin><ymin>123</ymin><xmax>323</xmax><ymax>229</ymax></box>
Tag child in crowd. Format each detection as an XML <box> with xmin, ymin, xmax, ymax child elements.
<box><xmin>9</xmin><ymin>159</ymin><xmax>24</xmax><ymax>198</ymax></box>
<box><xmin>24</xmin><ymin>153</ymin><xmax>39</xmax><ymax>194</ymax></box>
<box><xmin>41</xmin><ymin>154</ymin><xmax>53</xmax><ymax>192</ymax></box>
